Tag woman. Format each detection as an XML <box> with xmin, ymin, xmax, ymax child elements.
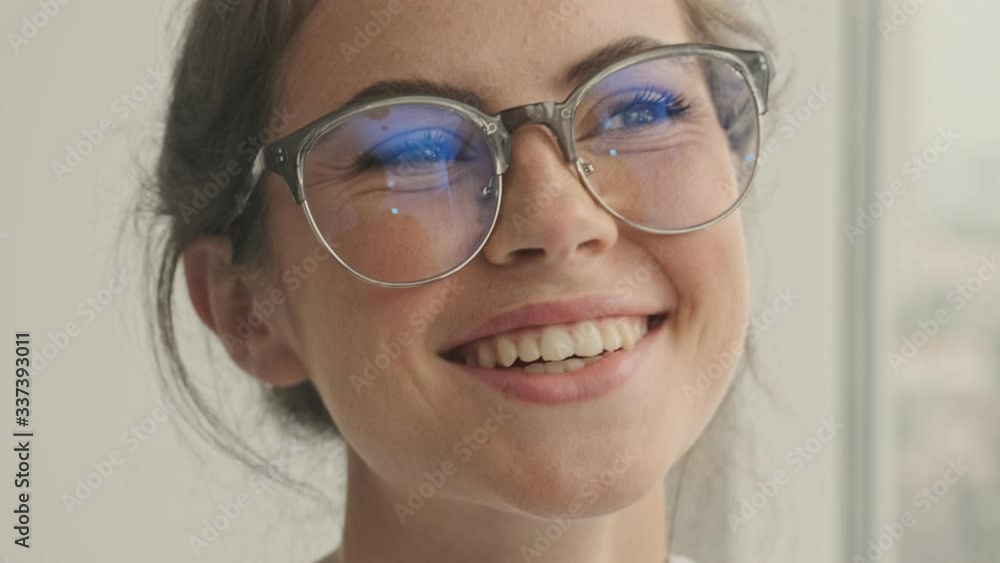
<box><xmin>141</xmin><ymin>0</ymin><xmax>776</xmax><ymax>561</ymax></box>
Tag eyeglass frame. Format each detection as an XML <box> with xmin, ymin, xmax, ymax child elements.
<box><xmin>226</xmin><ymin>43</ymin><xmax>776</xmax><ymax>288</ymax></box>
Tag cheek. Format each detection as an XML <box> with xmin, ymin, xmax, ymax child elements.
<box><xmin>665</xmin><ymin>208</ymin><xmax>748</xmax><ymax>326</ymax></box>
<box><xmin>293</xmin><ymin>277</ymin><xmax>409</xmax><ymax>409</ymax></box>
<box><xmin>268</xmin><ymin>187</ymin><xmax>474</xmax><ymax>480</ymax></box>
<box><xmin>289</xmin><ymin>269</ymin><xmax>468</xmax><ymax>476</ymax></box>
<box><xmin>659</xmin><ymin>212</ymin><xmax>749</xmax><ymax>440</ymax></box>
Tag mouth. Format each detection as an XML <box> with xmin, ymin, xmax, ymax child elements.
<box><xmin>441</xmin><ymin>313</ymin><xmax>669</xmax><ymax>374</ymax></box>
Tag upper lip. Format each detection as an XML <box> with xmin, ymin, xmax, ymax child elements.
<box><xmin>438</xmin><ymin>295</ymin><xmax>670</xmax><ymax>355</ymax></box>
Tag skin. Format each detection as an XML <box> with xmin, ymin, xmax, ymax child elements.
<box><xmin>183</xmin><ymin>1</ymin><xmax>751</xmax><ymax>562</ymax></box>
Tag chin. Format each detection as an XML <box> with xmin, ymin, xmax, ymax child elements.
<box><xmin>470</xmin><ymin>432</ymin><xmax>675</xmax><ymax>519</ymax></box>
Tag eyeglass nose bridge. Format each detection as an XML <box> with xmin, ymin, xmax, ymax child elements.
<box><xmin>495</xmin><ymin>101</ymin><xmax>578</xmax><ymax>168</ymax></box>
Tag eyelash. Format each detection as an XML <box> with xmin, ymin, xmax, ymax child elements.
<box><xmin>630</xmin><ymin>88</ymin><xmax>689</xmax><ymax>111</ymax></box>
<box><xmin>333</xmin><ymin>85</ymin><xmax>693</xmax><ymax>175</ymax></box>
<box><xmin>597</xmin><ymin>88</ymin><xmax>692</xmax><ymax>132</ymax></box>
<box><xmin>353</xmin><ymin>130</ymin><xmax>466</xmax><ymax>173</ymax></box>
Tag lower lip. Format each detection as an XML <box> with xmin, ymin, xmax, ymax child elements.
<box><xmin>445</xmin><ymin>318</ymin><xmax>664</xmax><ymax>404</ymax></box>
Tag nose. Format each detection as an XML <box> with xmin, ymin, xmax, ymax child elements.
<box><xmin>479</xmin><ymin>124</ymin><xmax>619</xmax><ymax>268</ymax></box>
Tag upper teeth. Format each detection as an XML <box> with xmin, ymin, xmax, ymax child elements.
<box><xmin>456</xmin><ymin>316</ymin><xmax>649</xmax><ymax>370</ymax></box>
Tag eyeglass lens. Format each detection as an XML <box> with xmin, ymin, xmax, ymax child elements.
<box><xmin>301</xmin><ymin>53</ymin><xmax>759</xmax><ymax>285</ymax></box>
<box><xmin>574</xmin><ymin>55</ymin><xmax>759</xmax><ymax>230</ymax></box>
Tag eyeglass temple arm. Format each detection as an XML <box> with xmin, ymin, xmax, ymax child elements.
<box><xmin>742</xmin><ymin>50</ymin><xmax>776</xmax><ymax>115</ymax></box>
<box><xmin>223</xmin><ymin>147</ymin><xmax>268</xmax><ymax>231</ymax></box>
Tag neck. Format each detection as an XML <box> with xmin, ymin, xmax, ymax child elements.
<box><xmin>326</xmin><ymin>448</ymin><xmax>669</xmax><ymax>563</ymax></box>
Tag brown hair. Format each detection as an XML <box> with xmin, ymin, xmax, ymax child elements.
<box><xmin>135</xmin><ymin>0</ymin><xmax>774</xmax><ymax>485</ymax></box>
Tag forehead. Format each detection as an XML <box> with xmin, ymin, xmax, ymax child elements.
<box><xmin>279</xmin><ymin>0</ymin><xmax>691</xmax><ymax>124</ymax></box>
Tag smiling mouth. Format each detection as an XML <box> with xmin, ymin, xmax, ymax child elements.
<box><xmin>441</xmin><ymin>314</ymin><xmax>668</xmax><ymax>374</ymax></box>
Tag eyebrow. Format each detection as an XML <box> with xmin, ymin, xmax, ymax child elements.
<box><xmin>339</xmin><ymin>35</ymin><xmax>666</xmax><ymax>110</ymax></box>
<box><xmin>562</xmin><ymin>35</ymin><xmax>665</xmax><ymax>86</ymax></box>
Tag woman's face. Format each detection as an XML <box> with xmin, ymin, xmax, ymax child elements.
<box><xmin>260</xmin><ymin>0</ymin><xmax>749</xmax><ymax>516</ymax></box>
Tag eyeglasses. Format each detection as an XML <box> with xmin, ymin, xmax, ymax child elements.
<box><xmin>228</xmin><ymin>43</ymin><xmax>775</xmax><ymax>288</ymax></box>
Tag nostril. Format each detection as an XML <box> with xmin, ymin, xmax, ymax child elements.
<box><xmin>512</xmin><ymin>247</ymin><xmax>545</xmax><ymax>261</ymax></box>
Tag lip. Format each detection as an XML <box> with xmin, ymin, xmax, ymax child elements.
<box><xmin>444</xmin><ymin>314</ymin><xmax>667</xmax><ymax>404</ymax></box>
<box><xmin>437</xmin><ymin>295</ymin><xmax>670</xmax><ymax>354</ymax></box>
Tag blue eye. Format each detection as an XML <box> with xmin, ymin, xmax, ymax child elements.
<box><xmin>598</xmin><ymin>89</ymin><xmax>691</xmax><ymax>133</ymax></box>
<box><xmin>357</xmin><ymin>129</ymin><xmax>466</xmax><ymax>171</ymax></box>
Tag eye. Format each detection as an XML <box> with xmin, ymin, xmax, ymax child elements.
<box><xmin>355</xmin><ymin>129</ymin><xmax>468</xmax><ymax>172</ymax></box>
<box><xmin>596</xmin><ymin>88</ymin><xmax>691</xmax><ymax>133</ymax></box>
